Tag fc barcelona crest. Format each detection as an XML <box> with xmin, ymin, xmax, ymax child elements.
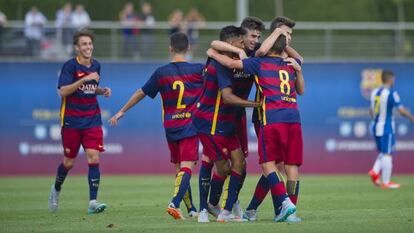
<box><xmin>360</xmin><ymin>69</ymin><xmax>382</xmax><ymax>100</ymax></box>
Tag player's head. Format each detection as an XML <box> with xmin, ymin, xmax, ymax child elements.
<box><xmin>220</xmin><ymin>25</ymin><xmax>246</xmax><ymax>50</ymax></box>
<box><xmin>169</xmin><ymin>32</ymin><xmax>189</xmax><ymax>54</ymax></box>
<box><xmin>270</xmin><ymin>16</ymin><xmax>295</xmax><ymax>45</ymax></box>
<box><xmin>240</xmin><ymin>16</ymin><xmax>265</xmax><ymax>51</ymax></box>
<box><xmin>269</xmin><ymin>34</ymin><xmax>287</xmax><ymax>55</ymax></box>
<box><xmin>73</xmin><ymin>29</ymin><xmax>94</xmax><ymax>59</ymax></box>
<box><xmin>381</xmin><ymin>70</ymin><xmax>395</xmax><ymax>86</ymax></box>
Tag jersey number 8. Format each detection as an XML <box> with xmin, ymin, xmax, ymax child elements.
<box><xmin>279</xmin><ymin>70</ymin><xmax>291</xmax><ymax>95</ymax></box>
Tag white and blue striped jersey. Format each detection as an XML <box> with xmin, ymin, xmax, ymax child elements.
<box><xmin>370</xmin><ymin>87</ymin><xmax>402</xmax><ymax>136</ymax></box>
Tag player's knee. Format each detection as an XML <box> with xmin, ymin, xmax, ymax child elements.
<box><xmin>86</xmin><ymin>150</ymin><xmax>100</xmax><ymax>164</ymax></box>
<box><xmin>63</xmin><ymin>159</ymin><xmax>75</xmax><ymax>169</ymax></box>
<box><xmin>260</xmin><ymin>162</ymin><xmax>276</xmax><ymax>176</ymax></box>
<box><xmin>284</xmin><ymin>164</ymin><xmax>299</xmax><ymax>180</ymax></box>
<box><xmin>216</xmin><ymin>163</ymin><xmax>230</xmax><ymax>177</ymax></box>
<box><xmin>232</xmin><ymin>160</ymin><xmax>244</xmax><ymax>174</ymax></box>
<box><xmin>180</xmin><ymin>161</ymin><xmax>195</xmax><ymax>170</ymax></box>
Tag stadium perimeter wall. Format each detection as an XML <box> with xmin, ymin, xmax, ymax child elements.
<box><xmin>0</xmin><ymin>61</ymin><xmax>413</xmax><ymax>175</ymax></box>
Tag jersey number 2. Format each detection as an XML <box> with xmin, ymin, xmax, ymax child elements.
<box><xmin>173</xmin><ymin>81</ymin><xmax>186</xmax><ymax>109</ymax></box>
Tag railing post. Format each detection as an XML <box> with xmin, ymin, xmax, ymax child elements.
<box><xmin>110</xmin><ymin>28</ymin><xmax>118</xmax><ymax>60</ymax></box>
<box><xmin>324</xmin><ymin>29</ymin><xmax>333</xmax><ymax>60</ymax></box>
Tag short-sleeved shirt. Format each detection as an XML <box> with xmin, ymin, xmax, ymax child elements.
<box><xmin>141</xmin><ymin>62</ymin><xmax>204</xmax><ymax>142</ymax></box>
<box><xmin>370</xmin><ymin>87</ymin><xmax>402</xmax><ymax>136</ymax></box>
<box><xmin>242</xmin><ymin>56</ymin><xmax>301</xmax><ymax>126</ymax></box>
<box><xmin>193</xmin><ymin>59</ymin><xmax>238</xmax><ymax>136</ymax></box>
<box><xmin>58</xmin><ymin>57</ymin><xmax>102</xmax><ymax>129</ymax></box>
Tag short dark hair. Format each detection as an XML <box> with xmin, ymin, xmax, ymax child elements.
<box><xmin>73</xmin><ymin>29</ymin><xmax>94</xmax><ymax>45</ymax></box>
<box><xmin>270</xmin><ymin>16</ymin><xmax>296</xmax><ymax>31</ymax></box>
<box><xmin>241</xmin><ymin>16</ymin><xmax>265</xmax><ymax>32</ymax></box>
<box><xmin>381</xmin><ymin>70</ymin><xmax>395</xmax><ymax>83</ymax></box>
<box><xmin>219</xmin><ymin>25</ymin><xmax>246</xmax><ymax>42</ymax></box>
<box><xmin>270</xmin><ymin>35</ymin><xmax>287</xmax><ymax>54</ymax></box>
<box><xmin>170</xmin><ymin>32</ymin><xmax>189</xmax><ymax>53</ymax></box>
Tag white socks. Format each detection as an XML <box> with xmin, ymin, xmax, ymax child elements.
<box><xmin>381</xmin><ymin>155</ymin><xmax>393</xmax><ymax>184</ymax></box>
<box><xmin>372</xmin><ymin>153</ymin><xmax>383</xmax><ymax>174</ymax></box>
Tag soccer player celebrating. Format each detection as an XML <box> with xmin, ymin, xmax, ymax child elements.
<box><xmin>368</xmin><ymin>70</ymin><xmax>414</xmax><ymax>188</ymax></box>
<box><xmin>109</xmin><ymin>32</ymin><xmax>202</xmax><ymax>220</ymax></box>
<box><xmin>48</xmin><ymin>29</ymin><xmax>111</xmax><ymax>214</ymax></box>
<box><xmin>243</xmin><ymin>16</ymin><xmax>304</xmax><ymax>222</ymax></box>
<box><xmin>199</xmin><ymin>17</ymin><xmax>265</xmax><ymax>220</ymax></box>
<box><xmin>209</xmin><ymin>33</ymin><xmax>303</xmax><ymax>222</ymax></box>
<box><xmin>194</xmin><ymin>26</ymin><xmax>261</xmax><ymax>222</ymax></box>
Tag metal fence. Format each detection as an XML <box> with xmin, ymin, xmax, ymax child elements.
<box><xmin>1</xmin><ymin>20</ymin><xmax>414</xmax><ymax>61</ymax></box>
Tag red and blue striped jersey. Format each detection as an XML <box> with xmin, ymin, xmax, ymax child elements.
<box><xmin>243</xmin><ymin>56</ymin><xmax>301</xmax><ymax>126</ymax></box>
<box><xmin>193</xmin><ymin>59</ymin><xmax>237</xmax><ymax>136</ymax></box>
<box><xmin>58</xmin><ymin>57</ymin><xmax>102</xmax><ymax>129</ymax></box>
<box><xmin>232</xmin><ymin>43</ymin><xmax>261</xmax><ymax>117</ymax></box>
<box><xmin>232</xmin><ymin>68</ymin><xmax>254</xmax><ymax>117</ymax></box>
<box><xmin>141</xmin><ymin>62</ymin><xmax>204</xmax><ymax>142</ymax></box>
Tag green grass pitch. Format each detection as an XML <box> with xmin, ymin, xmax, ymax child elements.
<box><xmin>1</xmin><ymin>175</ymin><xmax>413</xmax><ymax>233</ymax></box>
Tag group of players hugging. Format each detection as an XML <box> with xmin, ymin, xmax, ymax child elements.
<box><xmin>49</xmin><ymin>15</ymin><xmax>306</xmax><ymax>223</ymax></box>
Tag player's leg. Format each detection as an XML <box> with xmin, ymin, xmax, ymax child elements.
<box><xmin>380</xmin><ymin>134</ymin><xmax>399</xmax><ymax>188</ymax></box>
<box><xmin>198</xmin><ymin>154</ymin><xmax>213</xmax><ymax>222</ymax></box>
<box><xmin>179</xmin><ymin>138</ymin><xmax>198</xmax><ymax>218</ymax></box>
<box><xmin>82</xmin><ymin>127</ymin><xmax>106</xmax><ymax>214</ymax></box>
<box><xmin>259</xmin><ymin>124</ymin><xmax>295</xmax><ymax>222</ymax></box>
<box><xmin>183</xmin><ymin>185</ymin><xmax>197</xmax><ymax>217</ymax></box>
<box><xmin>168</xmin><ymin>161</ymin><xmax>195</xmax><ymax>219</ymax></box>
<box><xmin>261</xmin><ymin>162</ymin><xmax>295</xmax><ymax>222</ymax></box>
<box><xmin>166</xmin><ymin>141</ymin><xmax>185</xmax><ymax>219</ymax></box>
<box><xmin>197</xmin><ymin>133</ymin><xmax>229</xmax><ymax>218</ymax></box>
<box><xmin>244</xmin><ymin>174</ymin><xmax>269</xmax><ymax>221</ymax></box>
<box><xmin>85</xmin><ymin>149</ymin><xmax>106</xmax><ymax>214</ymax></box>
<box><xmin>369</xmin><ymin>136</ymin><xmax>383</xmax><ymax>186</ymax></box>
<box><xmin>284</xmin><ymin>123</ymin><xmax>303</xmax><ymax>222</ymax></box>
<box><xmin>49</xmin><ymin>127</ymin><xmax>80</xmax><ymax>212</ymax></box>
<box><xmin>168</xmin><ymin>136</ymin><xmax>198</xmax><ymax>220</ymax></box>
<box><xmin>218</xmin><ymin>147</ymin><xmax>246</xmax><ymax>222</ymax></box>
<box><xmin>208</xmin><ymin>165</ymin><xmax>227</xmax><ymax>217</ymax></box>
<box><xmin>233</xmin><ymin>115</ymin><xmax>248</xmax><ymax>218</ymax></box>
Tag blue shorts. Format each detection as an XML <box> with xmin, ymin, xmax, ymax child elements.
<box><xmin>375</xmin><ymin>134</ymin><xmax>395</xmax><ymax>154</ymax></box>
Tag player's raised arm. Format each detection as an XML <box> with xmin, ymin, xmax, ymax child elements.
<box><xmin>109</xmin><ymin>88</ymin><xmax>146</xmax><ymax>125</ymax></box>
<box><xmin>210</xmin><ymin>40</ymin><xmax>247</xmax><ymax>60</ymax></box>
<box><xmin>255</xmin><ymin>27</ymin><xmax>288</xmax><ymax>57</ymax></box>
<box><xmin>207</xmin><ymin>48</ymin><xmax>243</xmax><ymax>69</ymax></box>
<box><xmin>59</xmin><ymin>72</ymin><xmax>99</xmax><ymax>97</ymax></box>
<box><xmin>221</xmin><ymin>87</ymin><xmax>261</xmax><ymax>107</ymax></box>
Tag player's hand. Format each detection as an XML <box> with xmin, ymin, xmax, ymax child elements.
<box><xmin>102</xmin><ymin>87</ymin><xmax>112</xmax><ymax>97</ymax></box>
<box><xmin>284</xmin><ymin>57</ymin><xmax>301</xmax><ymax>71</ymax></box>
<box><xmin>109</xmin><ymin>112</ymin><xmax>124</xmax><ymax>126</ymax></box>
<box><xmin>206</xmin><ymin>48</ymin><xmax>219</xmax><ymax>58</ymax></box>
<box><xmin>238</xmin><ymin>49</ymin><xmax>247</xmax><ymax>60</ymax></box>
<box><xmin>84</xmin><ymin>72</ymin><xmax>100</xmax><ymax>83</ymax></box>
<box><xmin>254</xmin><ymin>101</ymin><xmax>263</xmax><ymax>107</ymax></box>
<box><xmin>275</xmin><ymin>28</ymin><xmax>291</xmax><ymax>44</ymax></box>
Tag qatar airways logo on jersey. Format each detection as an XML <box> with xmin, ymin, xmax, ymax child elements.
<box><xmin>79</xmin><ymin>83</ymin><xmax>97</xmax><ymax>94</ymax></box>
